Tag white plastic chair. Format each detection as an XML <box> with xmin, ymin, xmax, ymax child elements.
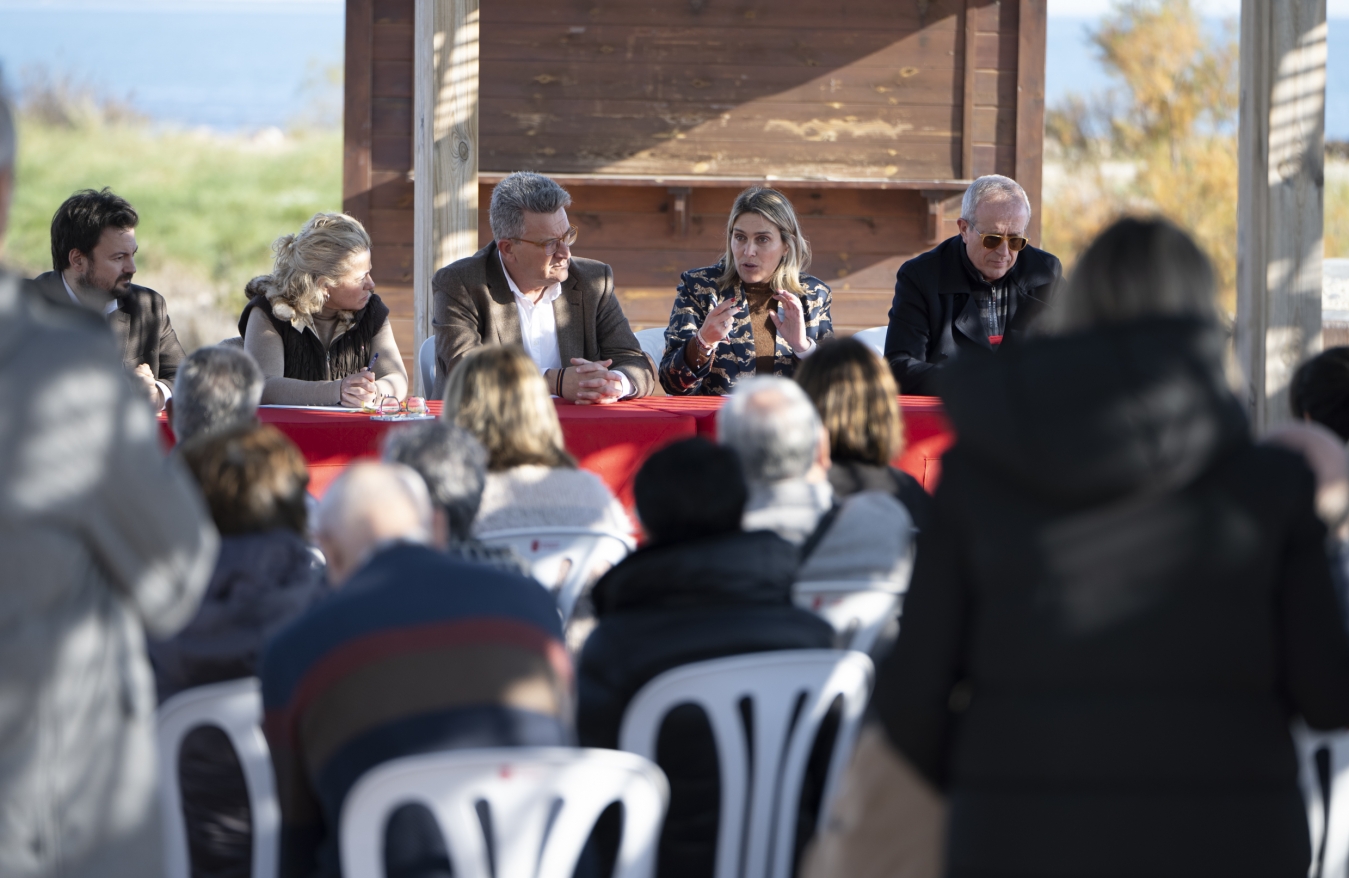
<box><xmin>850</xmin><ymin>325</ymin><xmax>888</xmax><ymax>357</ymax></box>
<box><xmin>618</xmin><ymin>650</ymin><xmax>874</xmax><ymax>878</ymax></box>
<box><xmin>1295</xmin><ymin>722</ymin><xmax>1349</xmax><ymax>878</ymax></box>
<box><xmin>339</xmin><ymin>747</ymin><xmax>669</xmax><ymax>878</ymax></box>
<box><xmin>792</xmin><ymin>580</ymin><xmax>905</xmax><ymax>655</ymax></box>
<box><xmin>634</xmin><ymin>327</ymin><xmax>668</xmax><ymax>365</ymax></box>
<box><xmin>418</xmin><ymin>335</ymin><xmax>436</xmax><ymax>397</ymax></box>
<box><xmin>156</xmin><ymin>677</ymin><xmax>279</xmax><ymax>878</ymax></box>
<box><xmin>477</xmin><ymin>526</ymin><xmax>635</xmax><ymax>622</ymax></box>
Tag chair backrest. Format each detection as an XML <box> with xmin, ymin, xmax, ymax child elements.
<box><xmin>1295</xmin><ymin>722</ymin><xmax>1349</xmax><ymax>878</ymax></box>
<box><xmin>476</xmin><ymin>526</ymin><xmax>635</xmax><ymax>622</ymax></box>
<box><xmin>156</xmin><ymin>677</ymin><xmax>279</xmax><ymax>878</ymax></box>
<box><xmin>792</xmin><ymin>581</ymin><xmax>904</xmax><ymax>654</ymax></box>
<box><xmin>618</xmin><ymin>650</ymin><xmax>873</xmax><ymax>878</ymax></box>
<box><xmin>634</xmin><ymin>327</ymin><xmax>668</xmax><ymax>365</ymax></box>
<box><xmin>418</xmin><ymin>335</ymin><xmax>436</xmax><ymax>398</ymax></box>
<box><xmin>339</xmin><ymin>747</ymin><xmax>669</xmax><ymax>878</ymax></box>
<box><xmin>850</xmin><ymin>326</ymin><xmax>888</xmax><ymax>357</ymax></box>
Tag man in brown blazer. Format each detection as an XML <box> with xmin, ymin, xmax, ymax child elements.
<box><xmin>29</xmin><ymin>188</ymin><xmax>185</xmax><ymax>412</ymax></box>
<box><xmin>431</xmin><ymin>172</ymin><xmax>655</xmax><ymax>401</ymax></box>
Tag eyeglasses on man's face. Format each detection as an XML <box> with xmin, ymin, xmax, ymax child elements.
<box><xmin>975</xmin><ymin>230</ymin><xmax>1029</xmax><ymax>252</ymax></box>
<box><xmin>512</xmin><ymin>226</ymin><xmax>579</xmax><ymax>256</ymax></box>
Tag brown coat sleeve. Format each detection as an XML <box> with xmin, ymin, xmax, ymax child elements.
<box><xmin>430</xmin><ymin>259</ymin><xmax>490</xmax><ymax>400</ymax></box>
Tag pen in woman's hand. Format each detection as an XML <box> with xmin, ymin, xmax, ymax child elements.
<box><xmin>366</xmin><ymin>352</ymin><xmax>379</xmax><ymax>372</ymax></box>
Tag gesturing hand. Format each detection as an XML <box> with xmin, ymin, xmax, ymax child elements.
<box><xmin>569</xmin><ymin>357</ymin><xmax>626</xmax><ymax>406</ymax></box>
<box><xmin>769</xmin><ymin>290</ymin><xmax>811</xmax><ymax>354</ymax></box>
<box><xmin>696</xmin><ymin>296</ymin><xmax>741</xmax><ymax>349</ymax></box>
<box><xmin>340</xmin><ymin>369</ymin><xmax>379</xmax><ymax>407</ymax></box>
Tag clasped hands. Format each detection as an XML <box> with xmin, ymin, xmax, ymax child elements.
<box><xmin>697</xmin><ymin>290</ymin><xmax>812</xmax><ymax>354</ymax></box>
<box><xmin>130</xmin><ymin>363</ymin><xmax>167</xmax><ymax>412</ymax></box>
<box><xmin>553</xmin><ymin>357</ymin><xmax>627</xmax><ymax>405</ymax></box>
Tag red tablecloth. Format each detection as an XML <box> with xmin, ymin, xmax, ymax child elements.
<box><xmin>159</xmin><ymin>396</ymin><xmax>952</xmax><ymax>500</ymax></box>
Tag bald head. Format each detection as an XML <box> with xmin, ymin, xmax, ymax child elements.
<box><xmin>315</xmin><ymin>461</ymin><xmax>434</xmax><ymax>585</ymax></box>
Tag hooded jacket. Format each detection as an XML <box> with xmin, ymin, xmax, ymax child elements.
<box><xmin>578</xmin><ymin>530</ymin><xmax>834</xmax><ymax>877</ymax></box>
<box><xmin>872</xmin><ymin>316</ymin><xmax>1349</xmax><ymax>878</ymax></box>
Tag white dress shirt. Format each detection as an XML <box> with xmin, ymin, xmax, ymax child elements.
<box><xmin>498</xmin><ymin>253</ymin><xmax>632</xmax><ymax>398</ymax></box>
<box><xmin>63</xmin><ymin>274</ymin><xmax>173</xmax><ymax>405</ymax></box>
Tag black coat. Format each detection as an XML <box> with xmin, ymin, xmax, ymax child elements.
<box><xmin>872</xmin><ymin>317</ymin><xmax>1349</xmax><ymax>877</ymax></box>
<box><xmin>827</xmin><ymin>459</ymin><xmax>934</xmax><ymax>534</ymax></box>
<box><xmin>883</xmin><ymin>235</ymin><xmax>1060</xmax><ymax>396</ymax></box>
<box><xmin>578</xmin><ymin>530</ymin><xmax>834</xmax><ymax>877</ymax></box>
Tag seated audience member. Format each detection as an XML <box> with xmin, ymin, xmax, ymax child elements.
<box><xmin>578</xmin><ymin>437</ymin><xmax>835</xmax><ymax>877</ymax></box>
<box><xmin>260</xmin><ymin>462</ymin><xmax>572</xmax><ymax>878</ymax></box>
<box><xmin>170</xmin><ymin>343</ymin><xmax>264</xmax><ymax>443</ymax></box>
<box><xmin>1291</xmin><ymin>346</ymin><xmax>1349</xmax><ymax>441</ymax></box>
<box><xmin>661</xmin><ymin>187</ymin><xmax>833</xmax><ymax>395</ymax></box>
<box><xmin>866</xmin><ymin>217</ymin><xmax>1349</xmax><ymax>878</ymax></box>
<box><xmin>431</xmin><ymin>171</ymin><xmax>653</xmax><ymax>401</ymax></box>
<box><xmin>240</xmin><ymin>212</ymin><xmax>408</xmax><ymax>407</ymax></box>
<box><xmin>719</xmin><ymin>376</ymin><xmax>912</xmax><ymax>587</ymax></box>
<box><xmin>381</xmin><ymin>419</ymin><xmax>528</xmax><ymax>573</ymax></box>
<box><xmin>0</xmin><ymin>92</ymin><xmax>220</xmax><ymax>878</ymax></box>
<box><xmin>149</xmin><ymin>424</ymin><xmax>327</xmax><ymax>878</ymax></box>
<box><xmin>443</xmin><ymin>344</ymin><xmax>631</xmax><ymax>536</ymax></box>
<box><xmin>28</xmin><ymin>187</ymin><xmax>185</xmax><ymax>411</ymax></box>
<box><xmin>796</xmin><ymin>336</ymin><xmax>934</xmax><ymax>533</ymax></box>
<box><xmin>884</xmin><ymin>174</ymin><xmax>1061</xmax><ymax>395</ymax></box>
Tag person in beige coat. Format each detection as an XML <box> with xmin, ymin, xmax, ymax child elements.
<box><xmin>0</xmin><ymin>94</ymin><xmax>219</xmax><ymax>878</ymax></box>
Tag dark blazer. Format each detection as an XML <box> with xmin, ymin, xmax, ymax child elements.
<box><xmin>430</xmin><ymin>242</ymin><xmax>655</xmax><ymax>399</ymax></box>
<box><xmin>30</xmin><ymin>270</ymin><xmax>185</xmax><ymax>384</ymax></box>
<box><xmin>872</xmin><ymin>317</ymin><xmax>1349</xmax><ymax>877</ymax></box>
<box><xmin>882</xmin><ymin>235</ymin><xmax>1060</xmax><ymax>396</ymax></box>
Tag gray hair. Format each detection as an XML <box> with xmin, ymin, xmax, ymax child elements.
<box><xmin>1040</xmin><ymin>215</ymin><xmax>1216</xmax><ymax>335</ymax></box>
<box><xmin>171</xmin><ymin>345</ymin><xmax>264</xmax><ymax>443</ymax></box>
<box><xmin>961</xmin><ymin>174</ymin><xmax>1031</xmax><ymax>222</ymax></box>
<box><xmin>381</xmin><ymin>420</ymin><xmax>488</xmax><ymax>542</ymax></box>
<box><xmin>489</xmin><ymin>172</ymin><xmax>572</xmax><ymax>241</ymax></box>
<box><xmin>718</xmin><ymin>376</ymin><xmax>822</xmax><ymax>483</ymax></box>
<box><xmin>0</xmin><ymin>92</ymin><xmax>14</xmax><ymax>172</ymax></box>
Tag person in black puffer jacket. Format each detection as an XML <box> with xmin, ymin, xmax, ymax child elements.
<box><xmin>149</xmin><ymin>424</ymin><xmax>328</xmax><ymax>878</ymax></box>
<box><xmin>868</xmin><ymin>217</ymin><xmax>1349</xmax><ymax>878</ymax></box>
<box><xmin>578</xmin><ymin>437</ymin><xmax>834</xmax><ymax>877</ymax></box>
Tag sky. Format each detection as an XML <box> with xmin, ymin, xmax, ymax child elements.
<box><xmin>1048</xmin><ymin>0</ymin><xmax>1349</xmax><ymax>14</ymax></box>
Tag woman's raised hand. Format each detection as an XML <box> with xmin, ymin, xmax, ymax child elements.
<box><xmin>697</xmin><ymin>297</ymin><xmax>741</xmax><ymax>349</ymax></box>
<box><xmin>770</xmin><ymin>290</ymin><xmax>811</xmax><ymax>354</ymax></box>
<box><xmin>339</xmin><ymin>369</ymin><xmax>380</xmax><ymax>407</ymax></box>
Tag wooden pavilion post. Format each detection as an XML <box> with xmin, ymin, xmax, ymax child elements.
<box><xmin>413</xmin><ymin>0</ymin><xmax>479</xmax><ymax>397</ymax></box>
<box><xmin>1236</xmin><ymin>0</ymin><xmax>1327</xmax><ymax>430</ymax></box>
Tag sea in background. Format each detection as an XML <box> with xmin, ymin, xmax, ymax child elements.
<box><xmin>0</xmin><ymin>3</ymin><xmax>1345</xmax><ymax>137</ymax></box>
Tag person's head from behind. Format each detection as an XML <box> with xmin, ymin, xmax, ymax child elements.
<box><xmin>718</xmin><ymin>375</ymin><xmax>829</xmax><ymax>486</ymax></box>
<box><xmin>50</xmin><ymin>187</ymin><xmax>140</xmax><ymax>297</ymax></box>
<box><xmin>313</xmin><ymin>461</ymin><xmax>433</xmax><ymax>586</ymax></box>
<box><xmin>1291</xmin><ymin>347</ymin><xmax>1349</xmax><ymax>443</ymax></box>
<box><xmin>490</xmin><ymin>172</ymin><xmax>575</xmax><ymax>293</ymax></box>
<box><xmin>718</xmin><ymin>186</ymin><xmax>811</xmax><ymax>296</ymax></box>
<box><xmin>635</xmin><ymin>437</ymin><xmax>748</xmax><ymax>547</ymax></box>
<box><xmin>795</xmin><ymin>337</ymin><xmax>903</xmax><ymax>466</ymax></box>
<box><xmin>172</xmin><ymin>345</ymin><xmax>264</xmax><ymax>443</ymax></box>
<box><xmin>442</xmin><ymin>344</ymin><xmax>574</xmax><ymax>472</ymax></box>
<box><xmin>0</xmin><ymin>91</ymin><xmax>15</xmax><ymax>250</ymax></box>
<box><xmin>958</xmin><ymin>175</ymin><xmax>1033</xmax><ymax>283</ymax></box>
<box><xmin>1040</xmin><ymin>215</ymin><xmax>1217</xmax><ymax>334</ymax></box>
<box><xmin>382</xmin><ymin>420</ymin><xmax>489</xmax><ymax>548</ymax></box>
<box><xmin>247</xmin><ymin>212</ymin><xmax>374</xmax><ymax>322</ymax></box>
<box><xmin>178</xmin><ymin>424</ymin><xmax>309</xmax><ymax>539</ymax></box>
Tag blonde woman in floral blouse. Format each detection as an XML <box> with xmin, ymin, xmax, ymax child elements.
<box><xmin>659</xmin><ymin>187</ymin><xmax>833</xmax><ymax>395</ymax></box>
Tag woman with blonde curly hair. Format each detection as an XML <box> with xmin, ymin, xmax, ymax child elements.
<box><xmin>660</xmin><ymin>186</ymin><xmax>833</xmax><ymax>395</ymax></box>
<box><xmin>443</xmin><ymin>344</ymin><xmax>630</xmax><ymax>536</ymax></box>
<box><xmin>240</xmin><ymin>212</ymin><xmax>408</xmax><ymax>406</ymax></box>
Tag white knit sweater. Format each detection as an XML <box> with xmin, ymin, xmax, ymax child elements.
<box><xmin>474</xmin><ymin>465</ymin><xmax>633</xmax><ymax>535</ymax></box>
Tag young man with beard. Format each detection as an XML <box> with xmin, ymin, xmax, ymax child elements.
<box><xmin>29</xmin><ymin>188</ymin><xmax>185</xmax><ymax>411</ymax></box>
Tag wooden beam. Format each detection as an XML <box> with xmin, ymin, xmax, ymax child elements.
<box><xmin>1014</xmin><ymin>0</ymin><xmax>1047</xmax><ymax>247</ymax></box>
<box><xmin>343</xmin><ymin>0</ymin><xmax>374</xmax><ymax>224</ymax></box>
<box><xmin>1236</xmin><ymin>0</ymin><xmax>1327</xmax><ymax>430</ymax></box>
<box><xmin>413</xmin><ymin>0</ymin><xmax>479</xmax><ymax>397</ymax></box>
<box><xmin>961</xmin><ymin>0</ymin><xmax>977</xmax><ymax>180</ymax></box>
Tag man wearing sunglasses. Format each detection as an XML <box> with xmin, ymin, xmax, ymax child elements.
<box><xmin>883</xmin><ymin>174</ymin><xmax>1061</xmax><ymax>395</ymax></box>
<box><xmin>431</xmin><ymin>171</ymin><xmax>654</xmax><ymax>402</ymax></box>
